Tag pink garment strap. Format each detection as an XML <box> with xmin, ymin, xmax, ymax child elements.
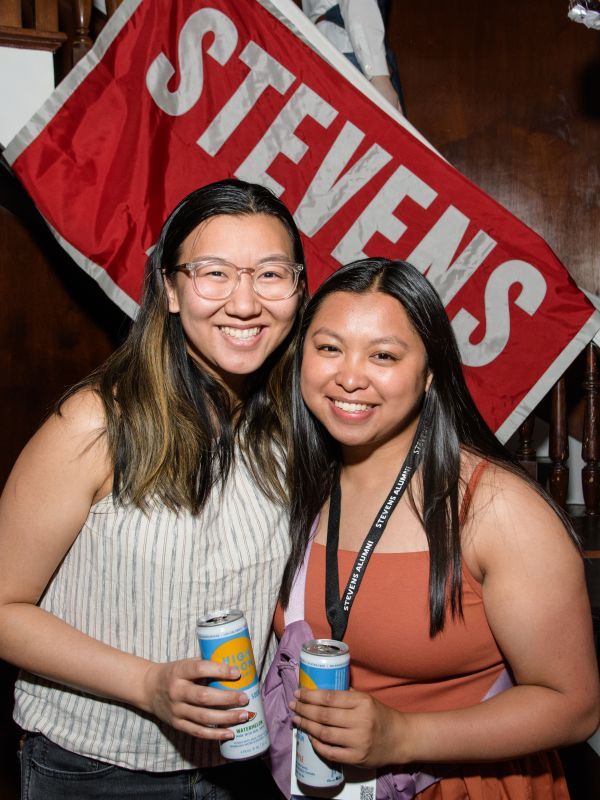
<box><xmin>284</xmin><ymin>516</ymin><xmax>319</xmax><ymax>626</ymax></box>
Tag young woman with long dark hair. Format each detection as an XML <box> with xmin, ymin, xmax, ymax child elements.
<box><xmin>277</xmin><ymin>258</ymin><xmax>599</xmax><ymax>799</ymax></box>
<box><xmin>0</xmin><ymin>179</ymin><xmax>307</xmax><ymax>799</ymax></box>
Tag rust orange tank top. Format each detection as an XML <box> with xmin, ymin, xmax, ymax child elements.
<box><xmin>273</xmin><ymin>461</ymin><xmax>569</xmax><ymax>798</ymax></box>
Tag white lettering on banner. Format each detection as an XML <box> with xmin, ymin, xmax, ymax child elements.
<box><xmin>235</xmin><ymin>83</ymin><xmax>338</xmax><ymax>196</ymax></box>
<box><xmin>144</xmin><ymin>8</ymin><xmax>542</xmax><ymax>375</ymax></box>
<box><xmin>407</xmin><ymin>206</ymin><xmax>497</xmax><ymax>305</ymax></box>
<box><xmin>146</xmin><ymin>9</ymin><xmax>237</xmax><ymax>116</ymax></box>
<box><xmin>452</xmin><ymin>260</ymin><xmax>547</xmax><ymax>367</ymax></box>
<box><xmin>332</xmin><ymin>165</ymin><xmax>437</xmax><ymax>263</ymax></box>
<box><xmin>197</xmin><ymin>41</ymin><xmax>295</xmax><ymax>156</ymax></box>
<box><xmin>295</xmin><ymin>121</ymin><xmax>392</xmax><ymax>236</ymax></box>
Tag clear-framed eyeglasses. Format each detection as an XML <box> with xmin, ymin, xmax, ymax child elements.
<box><xmin>170</xmin><ymin>258</ymin><xmax>304</xmax><ymax>301</ymax></box>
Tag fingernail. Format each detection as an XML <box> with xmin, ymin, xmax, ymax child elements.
<box><xmin>238</xmin><ymin>693</ymin><xmax>249</xmax><ymax>706</ymax></box>
<box><xmin>229</xmin><ymin>669</ymin><xmax>241</xmax><ymax>680</ymax></box>
<box><xmin>288</xmin><ymin>700</ymin><xmax>296</xmax><ymax>711</ymax></box>
<box><xmin>223</xmin><ymin>731</ymin><xmax>235</xmax><ymax>740</ymax></box>
<box><xmin>238</xmin><ymin>711</ymin><xmax>249</xmax><ymax>722</ymax></box>
<box><xmin>293</xmin><ymin>689</ymin><xmax>300</xmax><ymax>698</ymax></box>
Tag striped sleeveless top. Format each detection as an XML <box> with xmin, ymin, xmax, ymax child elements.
<box><xmin>14</xmin><ymin>454</ymin><xmax>290</xmax><ymax>771</ymax></box>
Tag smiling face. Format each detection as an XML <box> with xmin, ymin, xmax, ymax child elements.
<box><xmin>300</xmin><ymin>290</ymin><xmax>431</xmax><ymax>457</ymax></box>
<box><xmin>165</xmin><ymin>213</ymin><xmax>302</xmax><ymax>396</ymax></box>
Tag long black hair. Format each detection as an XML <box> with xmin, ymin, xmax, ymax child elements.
<box><xmin>282</xmin><ymin>258</ymin><xmax>577</xmax><ymax>636</ymax></box>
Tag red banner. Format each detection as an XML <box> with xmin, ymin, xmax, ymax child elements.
<box><xmin>5</xmin><ymin>0</ymin><xmax>599</xmax><ymax>440</ymax></box>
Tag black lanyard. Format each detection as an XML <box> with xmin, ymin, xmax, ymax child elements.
<box><xmin>325</xmin><ymin>427</ymin><xmax>427</xmax><ymax>641</ymax></box>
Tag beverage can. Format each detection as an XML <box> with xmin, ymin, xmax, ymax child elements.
<box><xmin>295</xmin><ymin>639</ymin><xmax>350</xmax><ymax>788</ymax></box>
<box><xmin>196</xmin><ymin>609</ymin><xmax>270</xmax><ymax>760</ymax></box>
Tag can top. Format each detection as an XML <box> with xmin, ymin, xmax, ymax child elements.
<box><xmin>302</xmin><ymin>639</ymin><xmax>349</xmax><ymax>657</ymax></box>
<box><xmin>196</xmin><ymin>609</ymin><xmax>244</xmax><ymax>627</ymax></box>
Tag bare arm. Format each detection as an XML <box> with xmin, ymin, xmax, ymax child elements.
<box><xmin>369</xmin><ymin>75</ymin><xmax>403</xmax><ymax>114</ymax></box>
<box><xmin>0</xmin><ymin>390</ymin><xmax>249</xmax><ymax>740</ymax></box>
<box><xmin>292</xmin><ymin>468</ymin><xmax>600</xmax><ymax>766</ymax></box>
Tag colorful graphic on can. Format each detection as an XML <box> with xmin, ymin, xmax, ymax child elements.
<box><xmin>196</xmin><ymin>609</ymin><xmax>270</xmax><ymax>760</ymax></box>
<box><xmin>296</xmin><ymin>639</ymin><xmax>350</xmax><ymax>788</ymax></box>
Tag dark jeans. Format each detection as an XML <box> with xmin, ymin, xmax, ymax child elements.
<box><xmin>20</xmin><ymin>734</ymin><xmax>283</xmax><ymax>800</ymax></box>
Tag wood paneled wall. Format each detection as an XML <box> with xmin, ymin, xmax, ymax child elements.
<box><xmin>388</xmin><ymin>0</ymin><xmax>600</xmax><ymax>295</ymax></box>
<box><xmin>0</xmin><ymin>161</ymin><xmax>129</xmax><ymax>488</ymax></box>
<box><xmin>0</xmin><ymin>158</ymin><xmax>128</xmax><ymax>798</ymax></box>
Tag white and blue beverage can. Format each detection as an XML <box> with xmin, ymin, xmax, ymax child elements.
<box><xmin>196</xmin><ymin>609</ymin><xmax>270</xmax><ymax>760</ymax></box>
<box><xmin>296</xmin><ymin>639</ymin><xmax>350</xmax><ymax>788</ymax></box>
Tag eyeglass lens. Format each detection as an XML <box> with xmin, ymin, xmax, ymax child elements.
<box><xmin>191</xmin><ymin>261</ymin><xmax>299</xmax><ymax>300</ymax></box>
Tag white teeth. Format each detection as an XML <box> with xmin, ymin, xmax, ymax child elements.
<box><xmin>333</xmin><ymin>400</ymin><xmax>373</xmax><ymax>412</ymax></box>
<box><xmin>220</xmin><ymin>326</ymin><xmax>261</xmax><ymax>340</ymax></box>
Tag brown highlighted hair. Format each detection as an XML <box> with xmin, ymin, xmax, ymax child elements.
<box><xmin>63</xmin><ymin>179</ymin><xmax>307</xmax><ymax>512</ymax></box>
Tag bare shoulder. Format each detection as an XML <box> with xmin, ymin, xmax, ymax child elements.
<box><xmin>0</xmin><ymin>388</ymin><xmax>113</xmax><ymax>604</ymax></box>
<box><xmin>8</xmin><ymin>387</ymin><xmax>112</xmax><ymax>504</ymax></box>
<box><xmin>460</xmin><ymin>457</ymin><xmax>580</xmax><ymax>580</ymax></box>
<box><xmin>458</xmin><ymin>449</ymin><xmax>483</xmax><ymax>488</ymax></box>
<box><xmin>54</xmin><ymin>386</ymin><xmax>108</xmax><ymax>439</ymax></box>
<box><xmin>471</xmin><ymin>461</ymin><xmax>565</xmax><ymax>532</ymax></box>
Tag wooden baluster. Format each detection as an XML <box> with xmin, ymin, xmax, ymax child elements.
<box><xmin>72</xmin><ymin>0</ymin><xmax>92</xmax><ymax>64</ymax></box>
<box><xmin>549</xmin><ymin>376</ymin><xmax>569</xmax><ymax>507</ymax></box>
<box><xmin>0</xmin><ymin>0</ymin><xmax>22</xmax><ymax>27</ymax></box>
<box><xmin>516</xmin><ymin>413</ymin><xmax>537</xmax><ymax>481</ymax></box>
<box><xmin>35</xmin><ymin>0</ymin><xmax>59</xmax><ymax>32</ymax></box>
<box><xmin>582</xmin><ymin>342</ymin><xmax>600</xmax><ymax>515</ymax></box>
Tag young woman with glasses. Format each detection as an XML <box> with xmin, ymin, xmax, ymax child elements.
<box><xmin>0</xmin><ymin>179</ymin><xmax>306</xmax><ymax>799</ymax></box>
